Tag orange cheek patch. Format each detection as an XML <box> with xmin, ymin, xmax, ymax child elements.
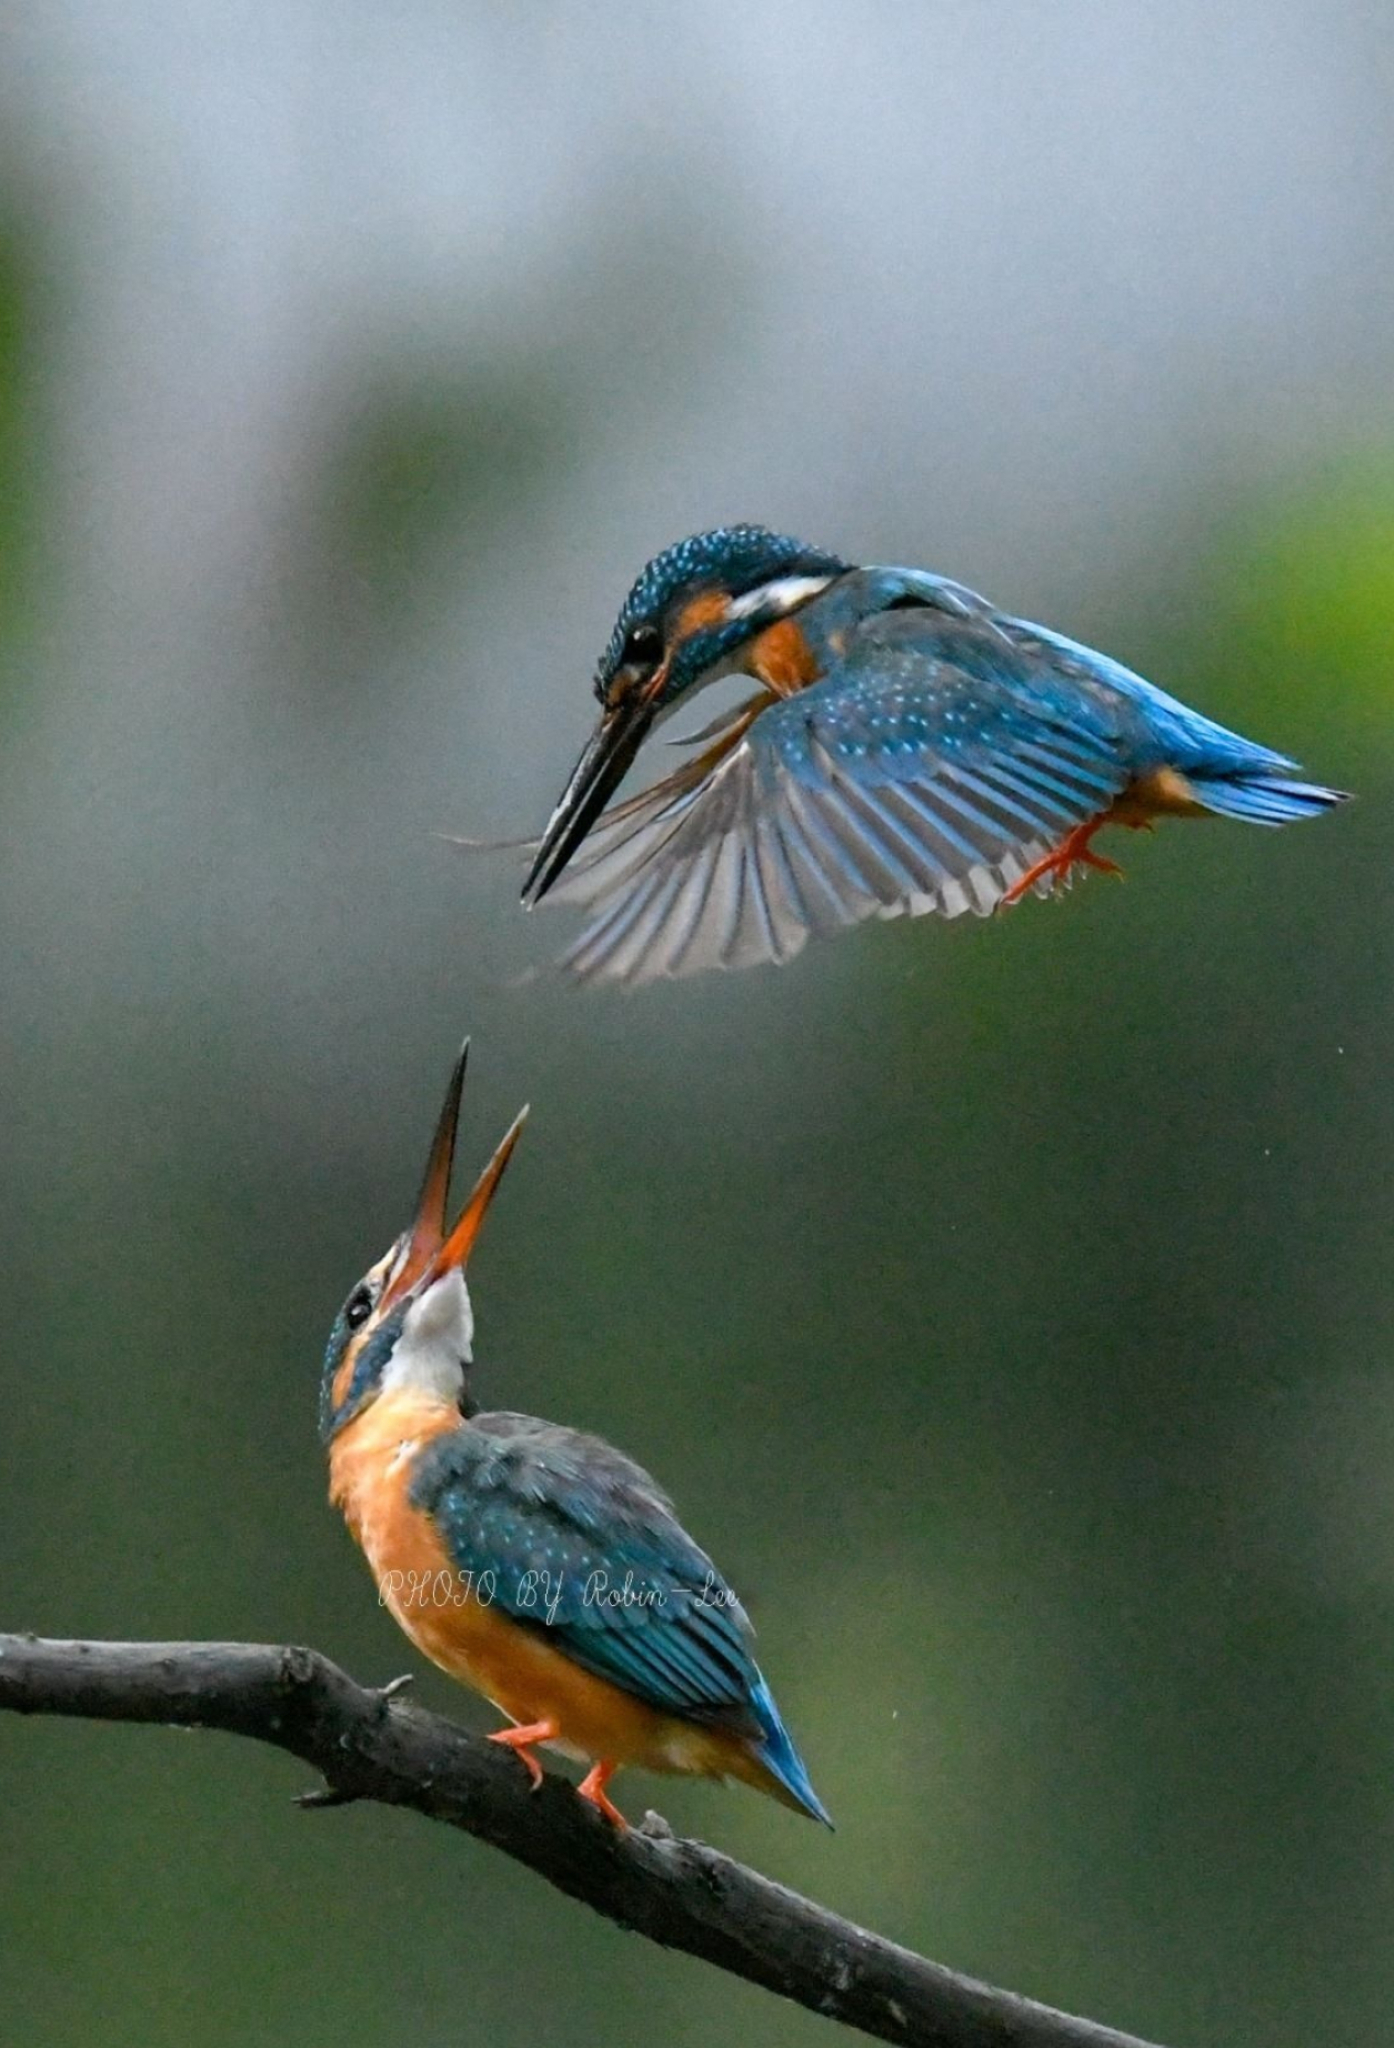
<box><xmin>675</xmin><ymin>588</ymin><xmax>731</xmax><ymax>639</ymax></box>
<box><xmin>748</xmin><ymin>618</ymin><xmax>820</xmax><ymax>697</ymax></box>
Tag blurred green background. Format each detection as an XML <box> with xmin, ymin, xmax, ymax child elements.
<box><xmin>1</xmin><ymin>8</ymin><xmax>1391</xmax><ymax>2047</ymax></box>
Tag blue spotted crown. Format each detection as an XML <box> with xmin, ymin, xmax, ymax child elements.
<box><xmin>594</xmin><ymin>525</ymin><xmax>846</xmax><ymax>698</ymax></box>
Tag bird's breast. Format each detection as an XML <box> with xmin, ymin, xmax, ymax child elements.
<box><xmin>328</xmin><ymin>1394</ymin><xmax>506</xmax><ymax>1669</ymax></box>
<box><xmin>334</xmin><ymin>1412</ymin><xmax>596</xmax><ymax>1742</ymax></box>
<box><xmin>746</xmin><ymin>617</ymin><xmax>821</xmax><ymax>696</ymax></box>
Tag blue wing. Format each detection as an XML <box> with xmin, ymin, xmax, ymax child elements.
<box><xmin>541</xmin><ymin>608</ymin><xmax>1142</xmax><ymax>983</ymax></box>
<box><xmin>998</xmin><ymin>615</ymin><xmax>1295</xmax><ymax>777</ymax></box>
<box><xmin>408</xmin><ymin>1412</ymin><xmax>765</xmax><ymax>1735</ymax></box>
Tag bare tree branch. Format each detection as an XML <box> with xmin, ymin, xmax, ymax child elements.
<box><xmin>0</xmin><ymin>1633</ymin><xmax>1168</xmax><ymax>2048</ymax></box>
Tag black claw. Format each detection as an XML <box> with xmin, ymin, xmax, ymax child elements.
<box><xmin>296</xmin><ymin>1785</ymin><xmax>356</xmax><ymax>1810</ymax></box>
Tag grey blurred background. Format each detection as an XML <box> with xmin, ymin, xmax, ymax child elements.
<box><xmin>1</xmin><ymin>5</ymin><xmax>1391</xmax><ymax>2045</ymax></box>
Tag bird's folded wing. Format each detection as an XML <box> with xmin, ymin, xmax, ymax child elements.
<box><xmin>412</xmin><ymin>1415</ymin><xmax>763</xmax><ymax>1732</ymax></box>
<box><xmin>540</xmin><ymin>633</ymin><xmax>1135</xmax><ymax>984</ymax></box>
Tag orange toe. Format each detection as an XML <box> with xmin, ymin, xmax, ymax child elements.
<box><xmin>577</xmin><ymin>1760</ymin><xmax>628</xmax><ymax>1830</ymax></box>
<box><xmin>1002</xmin><ymin>819</ymin><xmax>1122</xmax><ymax>906</ymax></box>
<box><xmin>488</xmin><ymin>1717</ymin><xmax>558</xmax><ymax>1793</ymax></box>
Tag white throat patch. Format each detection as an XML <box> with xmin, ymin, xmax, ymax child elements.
<box><xmin>381</xmin><ymin>1268</ymin><xmax>474</xmax><ymax>1404</ymax></box>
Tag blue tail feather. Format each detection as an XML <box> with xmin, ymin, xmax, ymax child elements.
<box><xmin>1190</xmin><ymin>774</ymin><xmax>1349</xmax><ymax>827</ymax></box>
<box><xmin>749</xmin><ymin>1674</ymin><xmax>833</xmax><ymax>1828</ymax></box>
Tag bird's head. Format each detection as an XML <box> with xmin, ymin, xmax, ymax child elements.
<box><xmin>522</xmin><ymin>524</ymin><xmax>845</xmax><ymax>903</ymax></box>
<box><xmin>319</xmin><ymin>1043</ymin><xmax>527</xmax><ymax>1442</ymax></box>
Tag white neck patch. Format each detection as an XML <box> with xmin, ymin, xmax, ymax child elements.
<box><xmin>380</xmin><ymin>1268</ymin><xmax>474</xmax><ymax>1405</ymax></box>
<box><xmin>726</xmin><ymin>573</ymin><xmax>833</xmax><ymax>623</ymax></box>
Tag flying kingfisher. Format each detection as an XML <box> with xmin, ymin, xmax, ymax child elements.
<box><xmin>321</xmin><ymin>1043</ymin><xmax>830</xmax><ymax>1831</ymax></box>
<box><xmin>521</xmin><ymin>525</ymin><xmax>1347</xmax><ymax>983</ymax></box>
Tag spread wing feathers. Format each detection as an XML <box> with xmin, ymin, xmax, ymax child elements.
<box><xmin>409</xmin><ymin>1413</ymin><xmax>764</xmax><ymax>1735</ymax></box>
<box><xmin>542</xmin><ymin>639</ymin><xmax>1134</xmax><ymax>984</ymax></box>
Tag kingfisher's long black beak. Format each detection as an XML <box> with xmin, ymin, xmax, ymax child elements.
<box><xmin>423</xmin><ymin>1101</ymin><xmax>529</xmax><ymax>1283</ymax></box>
<box><xmin>522</xmin><ymin>690</ymin><xmax>659</xmax><ymax>905</ymax></box>
<box><xmin>380</xmin><ymin>1042</ymin><xmax>527</xmax><ymax>1311</ymax></box>
<box><xmin>390</xmin><ymin>1038</ymin><xmax>469</xmax><ymax>1299</ymax></box>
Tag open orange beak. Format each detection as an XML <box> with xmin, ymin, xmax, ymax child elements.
<box><xmin>381</xmin><ymin>1042</ymin><xmax>529</xmax><ymax>1310</ymax></box>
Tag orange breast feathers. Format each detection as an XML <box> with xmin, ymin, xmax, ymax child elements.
<box><xmin>746</xmin><ymin>617</ymin><xmax>820</xmax><ymax>696</ymax></box>
<box><xmin>327</xmin><ymin>1393</ymin><xmax>756</xmax><ymax>1782</ymax></box>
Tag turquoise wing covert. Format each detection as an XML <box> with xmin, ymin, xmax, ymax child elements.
<box><xmin>408</xmin><ymin>1412</ymin><xmax>764</xmax><ymax>1734</ymax></box>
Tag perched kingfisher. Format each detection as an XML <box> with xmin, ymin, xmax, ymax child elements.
<box><xmin>521</xmin><ymin>525</ymin><xmax>1347</xmax><ymax>983</ymax></box>
<box><xmin>321</xmin><ymin>1043</ymin><xmax>830</xmax><ymax>1830</ymax></box>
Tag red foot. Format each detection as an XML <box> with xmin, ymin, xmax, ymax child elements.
<box><xmin>577</xmin><ymin>1760</ymin><xmax>628</xmax><ymax>1830</ymax></box>
<box><xmin>488</xmin><ymin>1717</ymin><xmax>559</xmax><ymax>1792</ymax></box>
<box><xmin>1001</xmin><ymin>820</ymin><xmax>1123</xmax><ymax>906</ymax></box>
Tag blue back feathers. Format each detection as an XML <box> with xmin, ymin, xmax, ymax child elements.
<box><xmin>1000</xmin><ymin>614</ymin><xmax>1346</xmax><ymax>810</ymax></box>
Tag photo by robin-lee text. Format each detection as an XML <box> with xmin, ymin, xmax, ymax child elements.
<box><xmin>377</xmin><ymin>1567</ymin><xmax>738</xmax><ymax>1620</ymax></box>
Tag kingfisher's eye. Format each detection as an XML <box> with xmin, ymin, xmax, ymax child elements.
<box><xmin>345</xmin><ymin>1285</ymin><xmax>374</xmax><ymax>1331</ymax></box>
<box><xmin>624</xmin><ymin>621</ymin><xmax>662</xmax><ymax>667</ymax></box>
